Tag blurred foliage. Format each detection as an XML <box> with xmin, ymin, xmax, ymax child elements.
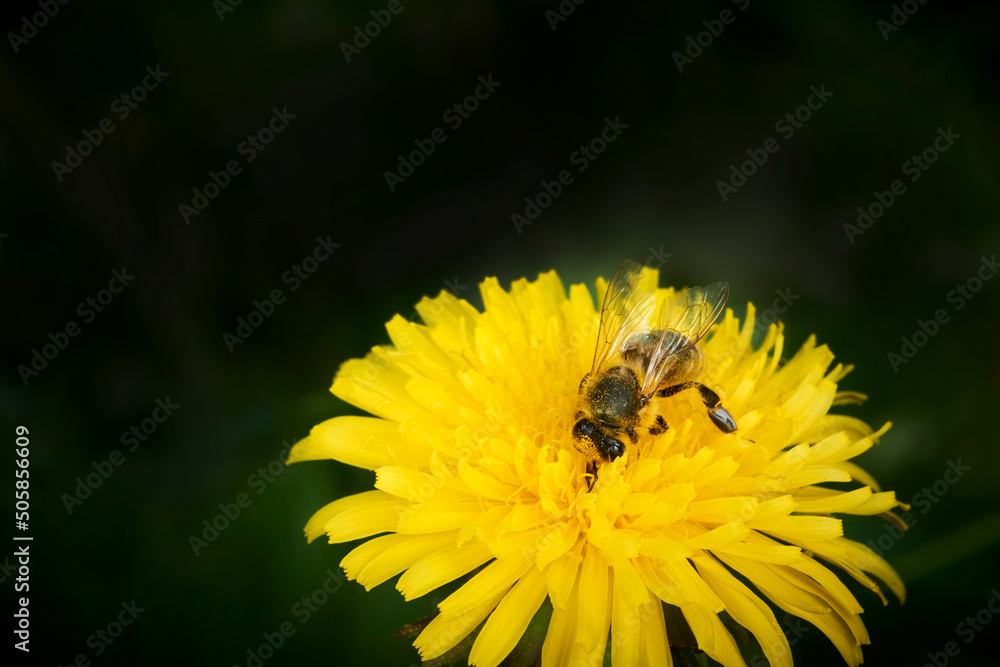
<box><xmin>1</xmin><ymin>0</ymin><xmax>999</xmax><ymax>665</ymax></box>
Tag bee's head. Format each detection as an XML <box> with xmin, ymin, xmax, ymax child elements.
<box><xmin>572</xmin><ymin>418</ymin><xmax>625</xmax><ymax>462</ymax></box>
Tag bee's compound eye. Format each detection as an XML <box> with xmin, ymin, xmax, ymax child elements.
<box><xmin>600</xmin><ymin>437</ymin><xmax>624</xmax><ymax>461</ymax></box>
<box><xmin>573</xmin><ymin>419</ymin><xmax>595</xmax><ymax>439</ymax></box>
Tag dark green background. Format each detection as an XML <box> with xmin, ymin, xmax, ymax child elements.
<box><xmin>2</xmin><ymin>0</ymin><xmax>999</xmax><ymax>665</ymax></box>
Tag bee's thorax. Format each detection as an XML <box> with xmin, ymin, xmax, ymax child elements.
<box><xmin>587</xmin><ymin>365</ymin><xmax>642</xmax><ymax>427</ymax></box>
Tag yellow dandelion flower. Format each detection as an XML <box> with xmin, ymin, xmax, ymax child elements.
<box><xmin>289</xmin><ymin>265</ymin><xmax>905</xmax><ymax>667</ymax></box>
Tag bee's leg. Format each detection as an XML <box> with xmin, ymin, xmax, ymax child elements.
<box><xmin>648</xmin><ymin>414</ymin><xmax>668</xmax><ymax>435</ymax></box>
<box><xmin>585</xmin><ymin>460</ymin><xmax>598</xmax><ymax>491</ymax></box>
<box><xmin>657</xmin><ymin>382</ymin><xmax>737</xmax><ymax>433</ymax></box>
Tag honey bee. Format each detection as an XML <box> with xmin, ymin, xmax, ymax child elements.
<box><xmin>572</xmin><ymin>260</ymin><xmax>737</xmax><ymax>481</ymax></box>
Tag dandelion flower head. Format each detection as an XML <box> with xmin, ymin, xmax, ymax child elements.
<box><xmin>289</xmin><ymin>266</ymin><xmax>905</xmax><ymax>667</ymax></box>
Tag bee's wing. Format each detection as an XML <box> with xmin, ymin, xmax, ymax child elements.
<box><xmin>592</xmin><ymin>260</ymin><xmax>657</xmax><ymax>373</ymax></box>
<box><xmin>639</xmin><ymin>281</ymin><xmax>729</xmax><ymax>397</ymax></box>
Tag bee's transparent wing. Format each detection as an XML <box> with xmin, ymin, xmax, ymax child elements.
<box><xmin>591</xmin><ymin>260</ymin><xmax>656</xmax><ymax>373</ymax></box>
<box><xmin>639</xmin><ymin>281</ymin><xmax>729</xmax><ymax>397</ymax></box>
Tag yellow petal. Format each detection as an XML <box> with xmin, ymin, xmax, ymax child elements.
<box><xmin>385</xmin><ymin>315</ymin><xmax>454</xmax><ymax>373</ymax></box>
<box><xmin>637</xmin><ymin>536</ymin><xmax>690</xmax><ymax>561</ymax></box>
<box><xmin>715</xmin><ymin>530</ymin><xmax>803</xmax><ymax>564</ymax></box>
<box><xmin>789</xmin><ymin>557</ymin><xmax>863</xmax><ymax>615</ymax></box>
<box><xmin>458</xmin><ymin>504</ymin><xmax>509</xmax><ymax>546</ymax></box>
<box><xmin>347</xmin><ymin>531</ymin><xmax>458</xmax><ymax>591</ymax></box>
<box><xmin>289</xmin><ymin>416</ymin><xmax>396</xmax><ymax>469</ymax></box>
<box><xmin>469</xmin><ymin>566</ymin><xmax>548</xmax><ymax>667</ymax></box>
<box><xmin>542</xmin><ymin>580</ymin><xmax>579</xmax><ymax>666</ymax></box>
<box><xmin>332</xmin><ymin>353</ymin><xmax>432</xmax><ymax>423</ymax></box>
<box><xmin>587</xmin><ymin>513</ymin><xmax>641</xmax><ymax>560</ymax></box>
<box><xmin>830</xmin><ymin>537</ymin><xmax>906</xmax><ymax>603</ymax></box>
<box><xmin>680</xmin><ymin>603</ymin><xmax>746</xmax><ymax>667</ymax></box>
<box><xmin>831</xmin><ymin>461</ymin><xmax>883</xmax><ymax>491</ymax></box>
<box><xmin>850</xmin><ymin>491</ymin><xmax>900</xmax><ymax>515</ymax></box>
<box><xmin>405</xmin><ymin>375</ymin><xmax>465</xmax><ymax>417</ymax></box>
<box><xmin>794</xmin><ymin>607</ymin><xmax>864</xmax><ymax>666</ymax></box>
<box><xmin>792</xmin><ymin>487</ymin><xmax>873</xmax><ymax>514</ymax></box>
<box><xmin>458</xmin><ymin>460</ymin><xmax>516</xmax><ymax>501</ymax></box>
<box><xmin>302</xmin><ymin>490</ymin><xmax>399</xmax><ymax>543</ymax></box>
<box><xmin>641</xmin><ymin>597</ymin><xmax>672</xmax><ymax>667</ymax></box>
<box><xmin>634</xmin><ymin>555</ymin><xmax>687</xmax><ymax>606</ymax></box>
<box><xmin>396</xmin><ymin>541</ymin><xmax>493</xmax><ymax>601</ymax></box>
<box><xmin>303</xmin><ymin>497</ymin><xmax>354</xmax><ymax>543</ymax></box>
<box><xmin>375</xmin><ymin>466</ymin><xmax>443</xmax><ymax>502</ymax></box>
<box><xmin>750</xmin><ymin>515</ymin><xmax>843</xmax><ymax>542</ymax></box>
<box><xmin>536</xmin><ymin>519</ymin><xmax>582</xmax><ymax>568</ymax></box>
<box><xmin>545</xmin><ymin>550</ymin><xmax>581</xmax><ymax>610</ymax></box>
<box><xmin>687</xmin><ymin>497</ymin><xmax>758</xmax><ymax>524</ymax></box>
<box><xmin>695</xmin><ymin>555</ymin><xmax>792</xmax><ymax>667</ymax></box>
<box><xmin>608</xmin><ymin>557</ymin><xmax>655</xmax><ymax>667</ymax></box>
<box><xmin>787</xmin><ymin>466</ymin><xmax>853</xmax><ymax>486</ymax></box>
<box><xmin>716</xmin><ymin>554</ymin><xmax>831</xmax><ymax>615</ymax></box>
<box><xmin>684</xmin><ymin>521</ymin><xmax>749</xmax><ymax>550</ymax></box>
<box><xmin>397</xmin><ymin>500</ymin><xmax>485</xmax><ymax>534</ymax></box>
<box><xmin>610</xmin><ymin>575</ymin><xmax>642</xmax><ymax>667</ymax></box>
<box><xmin>414</xmin><ymin>590</ymin><xmax>505</xmax><ymax>661</ymax></box>
<box><xmin>769</xmin><ymin>562</ymin><xmax>869</xmax><ymax>645</ymax></box>
<box><xmin>573</xmin><ymin>547</ymin><xmax>612</xmax><ymax>665</ymax></box>
<box><xmin>661</xmin><ymin>558</ymin><xmax>724</xmax><ymax>613</ymax></box>
<box><xmin>438</xmin><ymin>557</ymin><xmax>535</xmax><ymax>618</ymax></box>
<box><xmin>795</xmin><ymin>538</ymin><xmax>885</xmax><ymax>601</ymax></box>
<box><xmin>612</xmin><ymin>558</ymin><xmax>650</xmax><ymax>610</ymax></box>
